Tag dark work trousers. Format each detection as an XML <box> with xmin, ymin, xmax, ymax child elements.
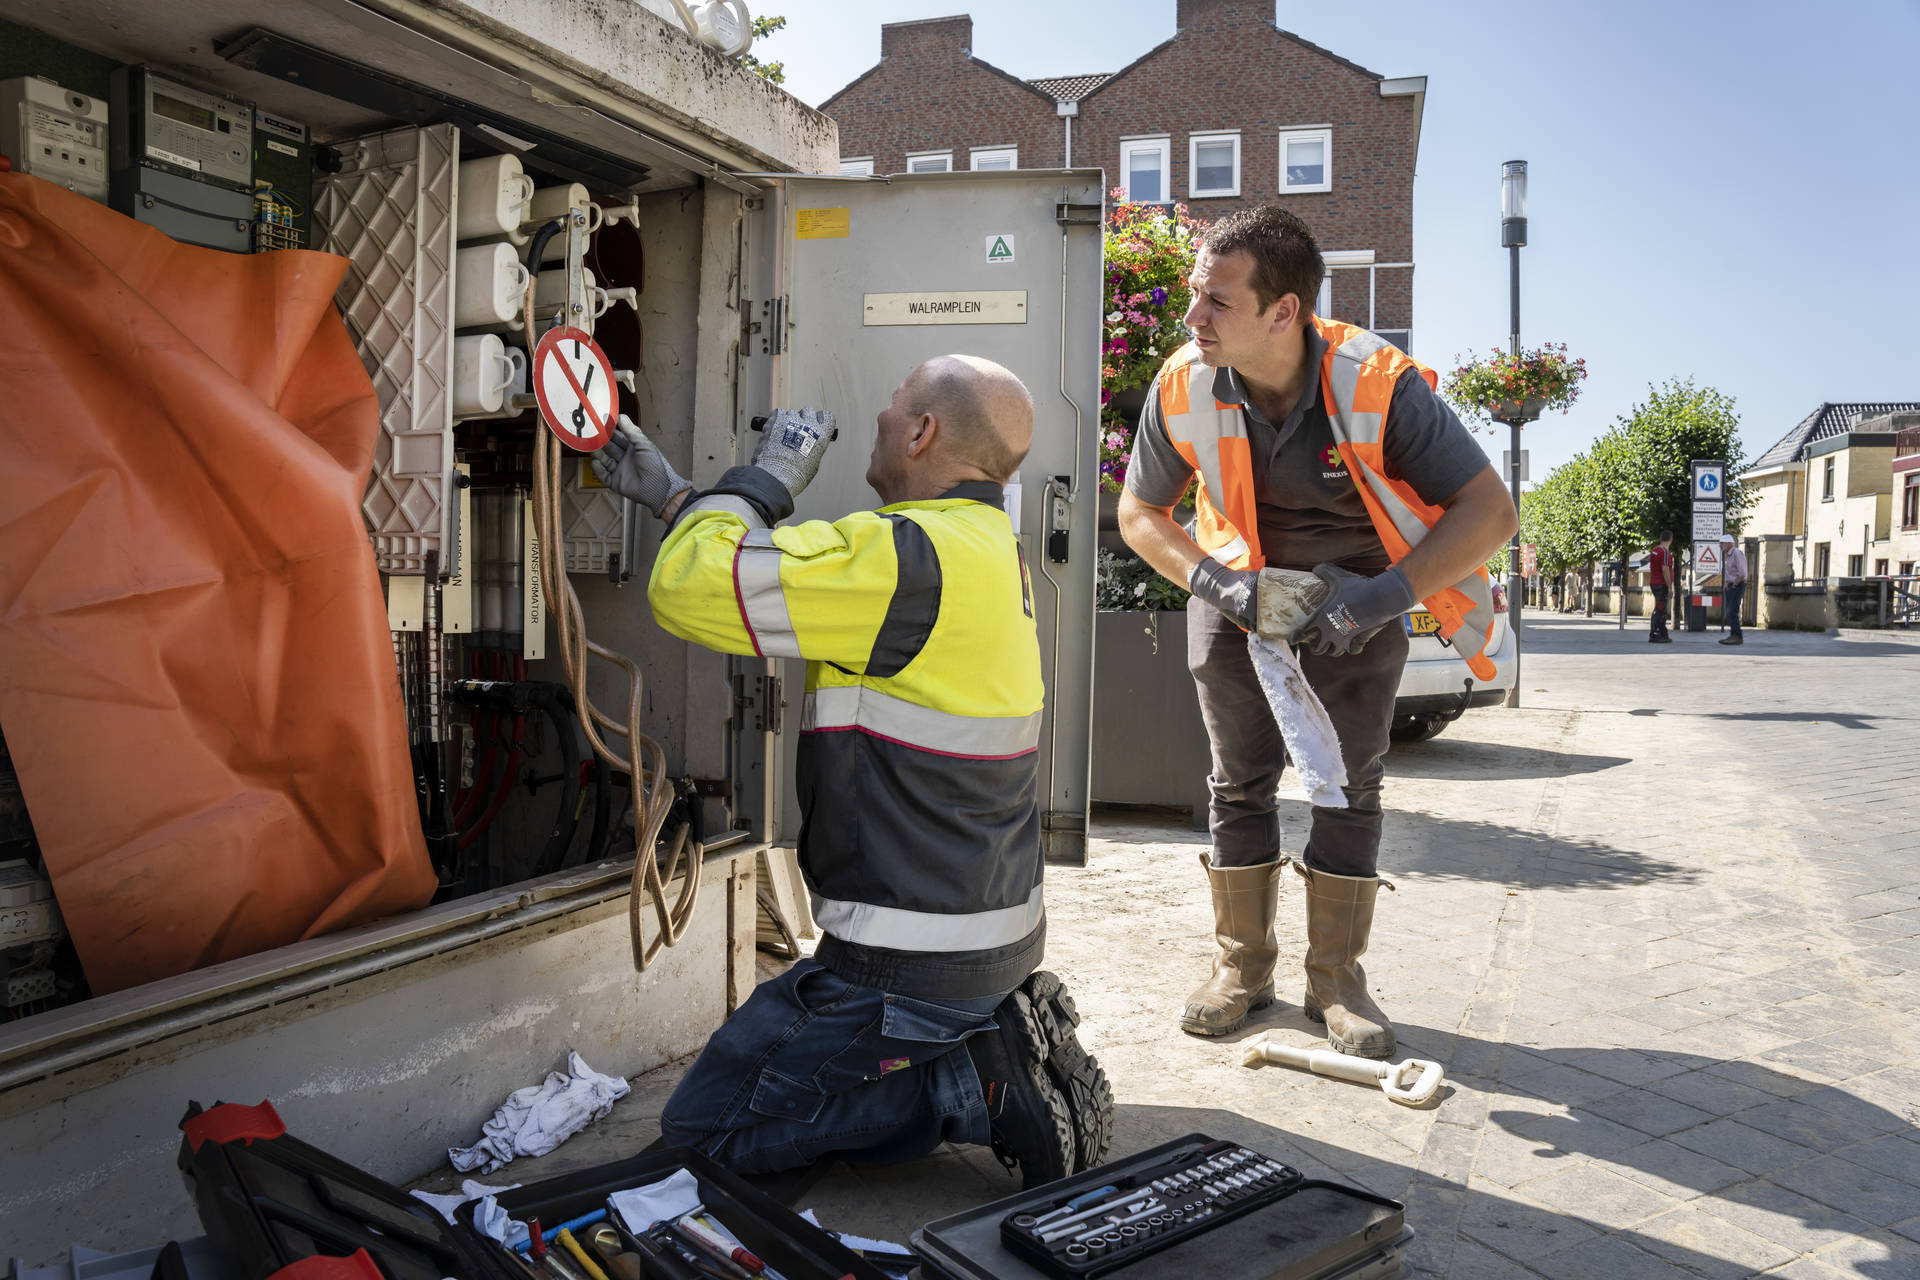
<box><xmin>658</xmin><ymin>957</ymin><xmax>1000</xmax><ymax>1174</ymax></box>
<box><xmin>1651</xmin><ymin>585</ymin><xmax>1671</xmax><ymax>637</ymax></box>
<box><xmin>1187</xmin><ymin>595</ymin><xmax>1410</xmax><ymax>876</ymax></box>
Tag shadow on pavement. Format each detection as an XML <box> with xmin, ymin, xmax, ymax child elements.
<box><xmin>1622</xmin><ymin>708</ymin><xmax>1891</xmax><ymax>732</ymax></box>
<box><xmin>1385</xmin><ymin>739</ymin><xmax>1631</xmax><ymax>781</ymax></box>
<box><xmin>1117</xmin><ymin>1025</ymin><xmax>1918</xmax><ymax>1278</ymax></box>
<box><xmin>1329</xmin><ymin>806</ymin><xmax>1701</xmax><ymax>892</ymax></box>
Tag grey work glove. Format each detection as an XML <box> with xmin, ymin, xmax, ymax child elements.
<box><xmin>750</xmin><ymin>408</ymin><xmax>836</xmax><ymax>501</ymax></box>
<box><xmin>1186</xmin><ymin>557</ymin><xmax>1258</xmax><ymax>632</ymax></box>
<box><xmin>590</xmin><ymin>417</ymin><xmax>692</xmax><ymax>519</ymax></box>
<box><xmin>1291</xmin><ymin>563</ymin><xmax>1419</xmax><ymax>657</ymax></box>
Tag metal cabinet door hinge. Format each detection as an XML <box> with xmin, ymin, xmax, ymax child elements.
<box><xmin>734</xmin><ymin>672</ymin><xmax>784</xmax><ymax>734</ymax></box>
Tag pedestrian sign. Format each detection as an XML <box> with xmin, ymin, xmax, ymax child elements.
<box><xmin>531</xmin><ymin>325</ymin><xmax>616</xmax><ymax>453</ymax></box>
<box><xmin>985</xmin><ymin>234</ymin><xmax>1016</xmax><ymax>264</ymax></box>
<box><xmin>1692</xmin><ymin>460</ymin><xmax>1726</xmax><ymax>503</ymax></box>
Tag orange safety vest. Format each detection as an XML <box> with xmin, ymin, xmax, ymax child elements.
<box><xmin>1156</xmin><ymin>317</ymin><xmax>1499</xmax><ymax>681</ymax></box>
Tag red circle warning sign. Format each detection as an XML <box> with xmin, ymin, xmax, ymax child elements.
<box><xmin>532</xmin><ymin>326</ymin><xmax>616</xmax><ymax>453</ymax></box>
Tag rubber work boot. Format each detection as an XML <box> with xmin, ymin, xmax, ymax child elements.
<box><xmin>1297</xmin><ymin>863</ymin><xmax>1396</xmax><ymax>1059</ymax></box>
<box><xmin>1180</xmin><ymin>852</ymin><xmax>1285</xmax><ymax>1037</ymax></box>
<box><xmin>968</xmin><ymin>984</ymin><xmax>1076</xmax><ymax>1188</ymax></box>
<box><xmin>1021</xmin><ymin>970</ymin><xmax>1115</xmax><ymax>1171</ymax></box>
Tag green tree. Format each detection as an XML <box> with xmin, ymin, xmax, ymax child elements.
<box><xmin>1613</xmin><ymin>378</ymin><xmax>1752</xmax><ymax>557</ymax></box>
<box><xmin>738</xmin><ymin>14</ymin><xmax>787</xmax><ymax>83</ymax></box>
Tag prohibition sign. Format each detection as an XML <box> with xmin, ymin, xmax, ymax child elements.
<box><xmin>532</xmin><ymin>325</ymin><xmax>616</xmax><ymax>452</ymax></box>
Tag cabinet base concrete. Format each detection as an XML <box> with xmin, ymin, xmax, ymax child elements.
<box><xmin>0</xmin><ymin>852</ymin><xmax>755</xmax><ymax>1266</ymax></box>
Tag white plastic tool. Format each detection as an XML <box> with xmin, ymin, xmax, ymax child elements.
<box><xmin>1242</xmin><ymin>1033</ymin><xmax>1444</xmax><ymax>1107</ymax></box>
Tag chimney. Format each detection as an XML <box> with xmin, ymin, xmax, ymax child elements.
<box><xmin>1177</xmin><ymin>0</ymin><xmax>1257</xmax><ymax>31</ymax></box>
<box><xmin>881</xmin><ymin>14</ymin><xmax>973</xmax><ymax>59</ymax></box>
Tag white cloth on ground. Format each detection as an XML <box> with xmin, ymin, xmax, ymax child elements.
<box><xmin>1246</xmin><ymin>632</ymin><xmax>1348</xmax><ymax>808</ymax></box>
<box><xmin>609</xmin><ymin>1168</ymin><xmax>703</xmax><ymax>1233</ymax></box>
<box><xmin>448</xmin><ymin>1051</ymin><xmax>631</xmax><ymax>1174</ymax></box>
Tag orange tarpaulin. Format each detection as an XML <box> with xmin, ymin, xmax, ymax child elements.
<box><xmin>0</xmin><ymin>174</ymin><xmax>435</xmax><ymax>995</ymax></box>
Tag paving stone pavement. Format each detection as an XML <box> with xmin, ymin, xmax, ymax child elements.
<box><xmin>442</xmin><ymin>616</ymin><xmax>1920</xmax><ymax>1278</ymax></box>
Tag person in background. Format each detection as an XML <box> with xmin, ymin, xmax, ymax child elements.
<box><xmin>1649</xmin><ymin>531</ymin><xmax>1674</xmax><ymax>643</ymax></box>
<box><xmin>1720</xmin><ymin>534</ymin><xmax>1747</xmax><ymax>646</ymax></box>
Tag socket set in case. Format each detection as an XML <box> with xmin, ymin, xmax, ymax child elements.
<box><xmin>1001</xmin><ymin>1139</ymin><xmax>1301</xmax><ymax>1277</ymax></box>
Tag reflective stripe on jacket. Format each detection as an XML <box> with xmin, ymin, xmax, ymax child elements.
<box><xmin>648</xmin><ymin>480</ymin><xmax>1046</xmax><ymax>999</ymax></box>
<box><xmin>1154</xmin><ymin>317</ymin><xmax>1500</xmax><ymax>680</ymax></box>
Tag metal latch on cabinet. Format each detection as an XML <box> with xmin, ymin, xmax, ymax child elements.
<box><xmin>734</xmin><ymin>672</ymin><xmax>783</xmax><ymax>733</ymax></box>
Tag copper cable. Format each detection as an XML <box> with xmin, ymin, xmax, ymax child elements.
<box><xmin>523</xmin><ymin>269</ymin><xmax>700</xmax><ymax>970</ymax></box>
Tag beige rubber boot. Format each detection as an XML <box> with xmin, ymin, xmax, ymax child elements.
<box><xmin>1297</xmin><ymin>864</ymin><xmax>1396</xmax><ymax>1059</ymax></box>
<box><xmin>1180</xmin><ymin>852</ymin><xmax>1284</xmax><ymax>1036</ymax></box>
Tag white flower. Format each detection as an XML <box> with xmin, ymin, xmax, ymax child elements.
<box><xmin>1107</xmin><ymin>311</ymin><xmax>1122</xmax><ymax>322</ymax></box>
<box><xmin>1133</xmin><ymin>583</ymin><xmax>1146</xmax><ymax>597</ymax></box>
<box><xmin>1147</xmin><ymin>347</ymin><xmax>1158</xmax><ymax>356</ymax></box>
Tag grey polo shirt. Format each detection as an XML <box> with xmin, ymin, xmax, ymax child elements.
<box><xmin>1125</xmin><ymin>327</ymin><xmax>1489</xmax><ymax>573</ymax></box>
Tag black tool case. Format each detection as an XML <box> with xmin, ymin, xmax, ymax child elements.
<box><xmin>174</xmin><ymin>1101</ymin><xmax>889</xmax><ymax>1280</ymax></box>
<box><xmin>912</xmin><ymin>1135</ymin><xmax>1411</xmax><ymax>1280</ymax></box>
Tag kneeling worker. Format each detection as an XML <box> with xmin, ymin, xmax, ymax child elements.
<box><xmin>592</xmin><ymin>355</ymin><xmax>1112</xmax><ymax>1186</ymax></box>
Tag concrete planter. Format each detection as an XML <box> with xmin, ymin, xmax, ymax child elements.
<box><xmin>1091</xmin><ymin>610</ymin><xmax>1211</xmax><ymax>819</ymax></box>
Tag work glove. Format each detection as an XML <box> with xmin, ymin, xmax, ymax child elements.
<box><xmin>750</xmin><ymin>408</ymin><xmax>836</xmax><ymax>501</ymax></box>
<box><xmin>1255</xmin><ymin>566</ymin><xmax>1333</xmax><ymax>638</ymax></box>
<box><xmin>1290</xmin><ymin>563</ymin><xmax>1418</xmax><ymax>657</ymax></box>
<box><xmin>1186</xmin><ymin>557</ymin><xmax>1258</xmax><ymax>632</ymax></box>
<box><xmin>590</xmin><ymin>417</ymin><xmax>692</xmax><ymax>520</ymax></box>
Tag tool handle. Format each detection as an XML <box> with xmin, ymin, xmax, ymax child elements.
<box><xmin>1380</xmin><ymin>1058</ymin><xmax>1445</xmax><ymax>1106</ymax></box>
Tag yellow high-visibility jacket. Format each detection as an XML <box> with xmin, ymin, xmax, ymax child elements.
<box><xmin>650</xmin><ymin>479</ymin><xmax>1046</xmax><ymax>999</ymax></box>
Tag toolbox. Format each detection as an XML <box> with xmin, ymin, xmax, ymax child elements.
<box><xmin>911</xmin><ymin>1135</ymin><xmax>1411</xmax><ymax>1280</ymax></box>
<box><xmin>173</xmin><ymin>1101</ymin><xmax>889</xmax><ymax>1280</ymax></box>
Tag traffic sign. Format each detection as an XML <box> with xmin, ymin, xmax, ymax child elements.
<box><xmin>1692</xmin><ymin>508</ymin><xmax>1724</xmax><ymax>541</ymax></box>
<box><xmin>1521</xmin><ymin>543</ymin><xmax>1538</xmax><ymax>576</ymax></box>
<box><xmin>1696</xmin><ymin>543</ymin><xmax>1720</xmax><ymax>574</ymax></box>
<box><xmin>1691</xmin><ymin>459</ymin><xmax>1726</xmax><ymax>503</ymax></box>
<box><xmin>1501</xmin><ymin>449</ymin><xmax>1530</xmax><ymax>483</ymax></box>
<box><xmin>532</xmin><ymin>326</ymin><xmax>616</xmax><ymax>452</ymax></box>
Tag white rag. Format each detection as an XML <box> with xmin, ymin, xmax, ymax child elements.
<box><xmin>608</xmin><ymin>1168</ymin><xmax>704</xmax><ymax>1233</ymax></box>
<box><xmin>448</xmin><ymin>1051</ymin><xmax>632</xmax><ymax>1174</ymax></box>
<box><xmin>1247</xmin><ymin>632</ymin><xmax>1349</xmax><ymax>808</ymax></box>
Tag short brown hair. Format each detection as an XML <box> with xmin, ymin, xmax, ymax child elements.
<box><xmin>1199</xmin><ymin>205</ymin><xmax>1324</xmax><ymax>315</ymax></box>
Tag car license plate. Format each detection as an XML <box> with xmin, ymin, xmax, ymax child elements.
<box><xmin>1404</xmin><ymin>612</ymin><xmax>1441</xmax><ymax>636</ymax></box>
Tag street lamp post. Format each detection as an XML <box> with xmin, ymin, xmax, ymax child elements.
<box><xmin>1501</xmin><ymin>160</ymin><xmax>1527</xmax><ymax>711</ymax></box>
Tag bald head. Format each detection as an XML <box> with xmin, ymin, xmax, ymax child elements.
<box><xmin>905</xmin><ymin>355</ymin><xmax>1034</xmax><ymax>483</ymax></box>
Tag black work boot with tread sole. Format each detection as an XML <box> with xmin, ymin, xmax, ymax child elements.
<box><xmin>1021</xmin><ymin>970</ymin><xmax>1115</xmax><ymax>1172</ymax></box>
<box><xmin>967</xmin><ymin>987</ymin><xmax>1075</xmax><ymax>1188</ymax></box>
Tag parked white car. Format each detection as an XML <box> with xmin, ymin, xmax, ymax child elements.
<box><xmin>1390</xmin><ymin>581</ymin><xmax>1516</xmax><ymax>742</ymax></box>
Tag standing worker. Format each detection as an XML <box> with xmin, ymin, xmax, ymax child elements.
<box><xmin>591</xmin><ymin>355</ymin><xmax>1112</xmax><ymax>1186</ymax></box>
<box><xmin>1719</xmin><ymin>534</ymin><xmax>1747</xmax><ymax>645</ymax></box>
<box><xmin>1648</xmin><ymin>531</ymin><xmax>1675</xmax><ymax>643</ymax></box>
<box><xmin>1118</xmin><ymin>206</ymin><xmax>1517</xmax><ymax>1058</ymax></box>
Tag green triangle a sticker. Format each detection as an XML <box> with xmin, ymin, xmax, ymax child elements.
<box><xmin>988</xmin><ymin>236</ymin><xmax>1013</xmax><ymax>260</ymax></box>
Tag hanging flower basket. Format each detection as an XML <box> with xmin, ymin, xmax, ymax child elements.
<box><xmin>1442</xmin><ymin>343</ymin><xmax>1587</xmax><ymax>431</ymax></box>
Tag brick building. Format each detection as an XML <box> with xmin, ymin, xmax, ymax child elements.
<box><xmin>820</xmin><ymin>0</ymin><xmax>1427</xmax><ymax>348</ymax></box>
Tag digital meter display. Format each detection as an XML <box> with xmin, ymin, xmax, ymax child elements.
<box><xmin>152</xmin><ymin>91</ymin><xmax>216</xmax><ymax>133</ymax></box>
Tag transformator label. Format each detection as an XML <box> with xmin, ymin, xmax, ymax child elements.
<box><xmin>863</xmin><ymin>290</ymin><xmax>1028</xmax><ymax>326</ymax></box>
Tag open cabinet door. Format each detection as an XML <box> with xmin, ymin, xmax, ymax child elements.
<box><xmin>773</xmin><ymin>170</ymin><xmax>1105</xmax><ymax>864</ymax></box>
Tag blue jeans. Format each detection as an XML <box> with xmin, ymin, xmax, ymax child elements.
<box><xmin>1725</xmin><ymin>581</ymin><xmax>1745</xmax><ymax>636</ymax></box>
<box><xmin>658</xmin><ymin>958</ymin><xmax>1002</xmax><ymax>1174</ymax></box>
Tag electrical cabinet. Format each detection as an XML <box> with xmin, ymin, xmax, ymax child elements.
<box><xmin>0</xmin><ymin>0</ymin><xmax>1102</xmax><ymax>1261</ymax></box>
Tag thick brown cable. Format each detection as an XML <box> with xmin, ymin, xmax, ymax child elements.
<box><xmin>523</xmin><ymin>271</ymin><xmax>701</xmax><ymax>971</ymax></box>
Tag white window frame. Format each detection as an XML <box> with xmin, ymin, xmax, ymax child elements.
<box><xmin>838</xmin><ymin>157</ymin><xmax>874</xmax><ymax>176</ymax></box>
<box><xmin>905</xmin><ymin>150</ymin><xmax>952</xmax><ymax>173</ymax></box>
<box><xmin>1278</xmin><ymin>127</ymin><xmax>1333</xmax><ymax>194</ymax></box>
<box><xmin>970</xmin><ymin>146</ymin><xmax>1018</xmax><ymax>171</ymax></box>
<box><xmin>1118</xmin><ymin>136</ymin><xmax>1171</xmax><ymax>204</ymax></box>
<box><xmin>1187</xmin><ymin>131</ymin><xmax>1241</xmax><ymax>199</ymax></box>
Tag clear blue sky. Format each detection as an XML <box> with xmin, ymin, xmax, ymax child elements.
<box><xmin>753</xmin><ymin>0</ymin><xmax>1920</xmax><ymax>481</ymax></box>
